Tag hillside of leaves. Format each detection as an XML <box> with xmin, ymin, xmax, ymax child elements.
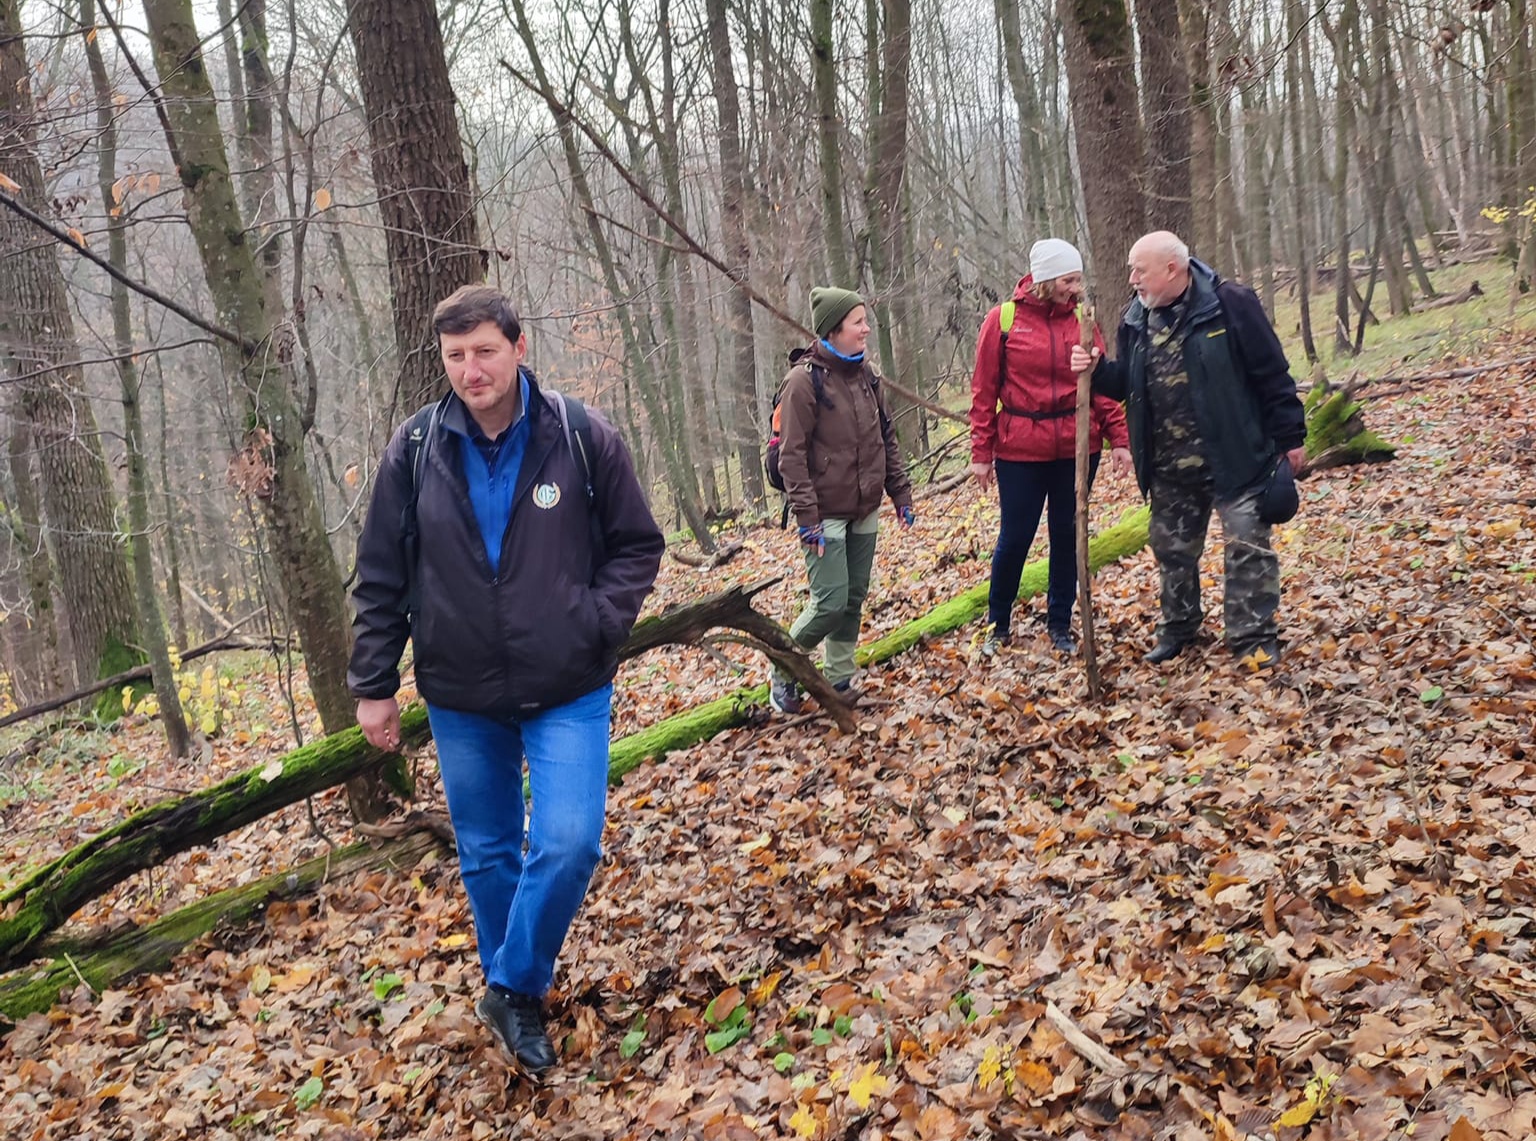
<box><xmin>2</xmin><ymin>339</ymin><xmax>1535</xmax><ymax>1140</ymax></box>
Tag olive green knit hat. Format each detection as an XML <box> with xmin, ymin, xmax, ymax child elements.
<box><xmin>810</xmin><ymin>286</ymin><xmax>865</xmax><ymax>339</ymax></box>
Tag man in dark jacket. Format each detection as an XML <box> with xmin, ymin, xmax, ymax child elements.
<box><xmin>347</xmin><ymin>285</ymin><xmax>664</xmax><ymax>1075</ymax></box>
<box><xmin>1072</xmin><ymin>231</ymin><xmax>1307</xmax><ymax>667</ymax></box>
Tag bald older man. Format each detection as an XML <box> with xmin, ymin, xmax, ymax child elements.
<box><xmin>1072</xmin><ymin>231</ymin><xmax>1307</xmax><ymax>668</ymax></box>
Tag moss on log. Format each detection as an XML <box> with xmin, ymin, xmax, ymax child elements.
<box><xmin>607</xmin><ymin>505</ymin><xmax>1151</xmax><ymax>781</ymax></box>
<box><xmin>0</xmin><ymin>830</ymin><xmax>443</xmax><ymax>1027</ymax></box>
<box><xmin>0</xmin><ymin>721</ymin><xmax>422</xmax><ymax>970</ymax></box>
<box><xmin>1304</xmin><ymin>378</ymin><xmax>1396</xmax><ymax>470</ymax></box>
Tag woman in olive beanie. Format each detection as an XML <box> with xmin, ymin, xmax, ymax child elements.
<box><xmin>768</xmin><ymin>288</ymin><xmax>915</xmax><ymax>714</ymax></box>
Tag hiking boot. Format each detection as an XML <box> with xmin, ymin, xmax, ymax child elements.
<box><xmin>1048</xmin><ymin>628</ymin><xmax>1078</xmax><ymax>655</ymax></box>
<box><xmin>980</xmin><ymin>631</ymin><xmax>1010</xmax><ymax>657</ymax></box>
<box><xmin>831</xmin><ymin>678</ymin><xmax>859</xmax><ymax>703</ymax></box>
<box><xmin>476</xmin><ymin>987</ymin><xmax>557</xmax><ymax>1076</ymax></box>
<box><xmin>1142</xmin><ymin>637</ymin><xmax>1191</xmax><ymax>665</ymax></box>
<box><xmin>769</xmin><ymin>678</ymin><xmax>802</xmax><ymax>714</ymax></box>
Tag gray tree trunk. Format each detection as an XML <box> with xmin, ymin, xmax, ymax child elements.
<box><xmin>346</xmin><ymin>0</ymin><xmax>484</xmax><ymax>417</ymax></box>
<box><xmin>139</xmin><ymin>0</ymin><xmax>372</xmax><ymax>810</ymax></box>
<box><xmin>0</xmin><ymin>0</ymin><xmax>141</xmax><ymax>696</ymax></box>
<box><xmin>1058</xmin><ymin>0</ymin><xmax>1148</xmax><ymax>298</ymax></box>
<box><xmin>80</xmin><ymin>0</ymin><xmax>191</xmax><ymax>756</ymax></box>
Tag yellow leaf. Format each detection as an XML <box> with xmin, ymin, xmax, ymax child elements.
<box><xmin>200</xmin><ymin>712</ymin><xmax>219</xmax><ymax>735</ymax></box>
<box><xmin>0</xmin><ymin>170</ymin><xmax>20</xmax><ymax>193</ymax></box>
<box><xmin>847</xmin><ymin>1062</ymin><xmax>889</xmax><ymax>1109</ymax></box>
<box><xmin>250</xmin><ymin>965</ymin><xmax>272</xmax><ymax>995</ymax></box>
<box><xmin>313</xmin><ymin>187</ymin><xmax>333</xmax><ymax>211</ymax></box>
<box><xmin>977</xmin><ymin>1045</ymin><xmax>1002</xmax><ymax>1089</ymax></box>
<box><xmin>1275</xmin><ymin>1072</ymin><xmax>1336</xmax><ymax>1128</ymax></box>
<box><xmin>1014</xmin><ymin>1058</ymin><xmax>1054</xmax><ymax>1096</ymax></box>
<box><xmin>789</xmin><ymin>1104</ymin><xmax>818</xmax><ymax>1139</ymax></box>
<box><xmin>436</xmin><ymin>932</ymin><xmax>471</xmax><ymax>950</ymax></box>
<box><xmin>1239</xmin><ymin>644</ymin><xmax>1274</xmax><ymax>671</ymax></box>
<box><xmin>343</xmin><ymin>463</ymin><xmax>360</xmax><ymax>488</ymax></box>
<box><xmin>111</xmin><ymin>175</ymin><xmax>131</xmax><ymax>204</ymax></box>
<box><xmin>121</xmin><ymin>686</ymin><xmax>133</xmax><ymax>712</ymax></box>
<box><xmin>941</xmin><ymin>805</ymin><xmax>967</xmax><ymax>825</ymax></box>
<box><xmin>748</xmin><ymin>970</ymin><xmax>783</xmax><ymax>1007</ymax></box>
<box><xmin>1276</xmin><ymin>1099</ymin><xmax>1319</xmax><ymax>1127</ymax></box>
<box><xmin>84</xmin><ymin>26</ymin><xmax>98</xmax><ymax>44</ymax></box>
<box><xmin>739</xmin><ymin>833</ymin><xmax>770</xmax><ymax>854</ymax></box>
<box><xmin>67</xmin><ymin>226</ymin><xmax>88</xmax><ymax>247</ymax></box>
<box><xmin>1485</xmin><ymin>519</ymin><xmax>1521</xmax><ymax>539</ymax></box>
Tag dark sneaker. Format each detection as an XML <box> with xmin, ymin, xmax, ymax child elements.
<box><xmin>769</xmin><ymin>678</ymin><xmax>802</xmax><ymax>714</ymax></box>
<box><xmin>1142</xmin><ymin>637</ymin><xmax>1190</xmax><ymax>664</ymax></box>
<box><xmin>831</xmin><ymin>678</ymin><xmax>859</xmax><ymax>703</ymax></box>
<box><xmin>980</xmin><ymin>631</ymin><xmax>1010</xmax><ymax>657</ymax></box>
<box><xmin>1048</xmin><ymin>628</ymin><xmax>1078</xmax><ymax>655</ymax></box>
<box><xmin>476</xmin><ymin>987</ymin><xmax>557</xmax><ymax>1075</ymax></box>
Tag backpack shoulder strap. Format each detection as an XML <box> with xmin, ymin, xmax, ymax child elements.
<box><xmin>400</xmin><ymin>397</ymin><xmax>447</xmax><ymax>617</ymax></box>
<box><xmin>552</xmin><ymin>391</ymin><xmax>606</xmax><ymax>563</ymax></box>
<box><xmin>996</xmin><ymin>300</ymin><xmax>1016</xmax><ymax>392</ymax></box>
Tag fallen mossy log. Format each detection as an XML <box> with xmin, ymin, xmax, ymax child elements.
<box><xmin>0</xmin><ymin>720</ymin><xmax>423</xmax><ymax>971</ymax></box>
<box><xmin>1303</xmin><ymin>375</ymin><xmax>1397</xmax><ymax>473</ymax></box>
<box><xmin>0</xmin><ymin>579</ymin><xmax>844</xmax><ymax>970</ymax></box>
<box><xmin>607</xmin><ymin>504</ymin><xmax>1153</xmax><ymax>781</ymax></box>
<box><xmin>0</xmin><ymin>829</ymin><xmax>445</xmax><ymax>1026</ymax></box>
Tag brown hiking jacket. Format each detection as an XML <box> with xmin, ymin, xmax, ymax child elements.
<box><xmin>775</xmin><ymin>342</ymin><xmax>913</xmax><ymax>528</ymax></box>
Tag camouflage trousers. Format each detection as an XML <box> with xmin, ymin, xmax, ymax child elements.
<box><xmin>1148</xmin><ymin>478</ymin><xmax>1279</xmax><ymax>651</ymax></box>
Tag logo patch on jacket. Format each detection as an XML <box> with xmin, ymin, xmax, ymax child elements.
<box><xmin>533</xmin><ymin>482</ymin><xmax>562</xmax><ymax>509</ymax></box>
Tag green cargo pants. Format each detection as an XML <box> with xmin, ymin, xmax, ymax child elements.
<box><xmin>774</xmin><ymin>510</ymin><xmax>881</xmax><ymax>687</ymax></box>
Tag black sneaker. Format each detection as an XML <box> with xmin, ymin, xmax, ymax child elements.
<box><xmin>1048</xmin><ymin>628</ymin><xmax>1078</xmax><ymax>655</ymax></box>
<box><xmin>476</xmin><ymin>987</ymin><xmax>557</xmax><ymax>1075</ymax></box>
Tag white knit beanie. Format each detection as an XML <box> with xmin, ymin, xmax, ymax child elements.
<box><xmin>1029</xmin><ymin>238</ymin><xmax>1084</xmax><ymax>283</ymax></box>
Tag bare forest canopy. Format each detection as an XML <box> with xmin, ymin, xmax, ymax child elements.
<box><xmin>1</xmin><ymin>0</ymin><xmax>1534</xmax><ymax>733</ymax></box>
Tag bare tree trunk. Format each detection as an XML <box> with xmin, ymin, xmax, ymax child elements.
<box><xmin>994</xmin><ymin>0</ymin><xmax>1051</xmax><ymax>237</ymax></box>
<box><xmin>811</xmin><ymin>0</ymin><xmax>853</xmax><ymax>283</ymax></box>
<box><xmin>347</xmin><ymin>0</ymin><xmax>484</xmax><ymax>417</ymax></box>
<box><xmin>81</xmin><ymin>0</ymin><xmax>191</xmax><ymax>756</ymax></box>
<box><xmin>1286</xmin><ymin>0</ymin><xmax>1317</xmax><ymax>363</ymax></box>
<box><xmin>2</xmin><ymin>424</ymin><xmax>64</xmax><ymax>701</ymax></box>
<box><xmin>1179</xmin><ymin>0</ymin><xmax>1217</xmax><ymax>256</ymax></box>
<box><xmin>705</xmin><ymin>0</ymin><xmax>765</xmax><ymax>506</ymax></box>
<box><xmin>504</xmin><ymin>3</ymin><xmax>714</xmax><ymax>552</ymax></box>
<box><xmin>0</xmin><ymin>0</ymin><xmax>141</xmax><ymax>697</ymax></box>
<box><xmin>1058</xmin><ymin>0</ymin><xmax>1148</xmax><ymax>298</ymax></box>
<box><xmin>1133</xmin><ymin>0</ymin><xmax>1193</xmax><ymax>237</ymax></box>
<box><xmin>140</xmin><ymin>0</ymin><xmax>369</xmax><ymax>800</ymax></box>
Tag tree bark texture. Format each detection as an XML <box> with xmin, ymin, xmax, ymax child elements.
<box><xmin>0</xmin><ymin>0</ymin><xmax>142</xmax><ymax>694</ymax></box>
<box><xmin>346</xmin><ymin>0</ymin><xmax>484</xmax><ymax>417</ymax></box>
<box><xmin>1058</xmin><ymin>0</ymin><xmax>1148</xmax><ymax>300</ymax></box>
<box><xmin>1132</xmin><ymin>0</ymin><xmax>1194</xmax><ymax>238</ymax></box>
<box><xmin>811</xmin><ymin>0</ymin><xmax>853</xmax><ymax>285</ymax></box>
<box><xmin>704</xmin><ymin>0</ymin><xmax>766</xmax><ymax>505</ymax></box>
<box><xmin>81</xmin><ymin>0</ymin><xmax>192</xmax><ymax>757</ymax></box>
<box><xmin>2</xmin><ymin>422</ymin><xmax>64</xmax><ymax>704</ymax></box>
<box><xmin>140</xmin><ymin>0</ymin><xmax>360</xmax><ymax>753</ymax></box>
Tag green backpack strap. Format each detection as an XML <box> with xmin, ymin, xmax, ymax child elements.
<box><xmin>996</xmin><ymin>300</ymin><xmax>1016</xmax><ymax>392</ymax></box>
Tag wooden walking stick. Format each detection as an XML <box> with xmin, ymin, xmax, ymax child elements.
<box><xmin>1075</xmin><ymin>305</ymin><xmax>1102</xmax><ymax>699</ymax></box>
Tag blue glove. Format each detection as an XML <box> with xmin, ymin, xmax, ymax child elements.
<box><xmin>898</xmin><ymin>505</ymin><xmax>916</xmax><ymax>529</ymax></box>
<box><xmin>798</xmin><ymin>523</ymin><xmax>825</xmax><ymax>555</ymax></box>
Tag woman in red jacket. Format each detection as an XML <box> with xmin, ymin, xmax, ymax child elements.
<box><xmin>969</xmin><ymin>239</ymin><xmax>1132</xmax><ymax>655</ymax></box>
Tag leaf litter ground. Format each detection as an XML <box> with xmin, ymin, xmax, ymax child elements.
<box><xmin>3</xmin><ymin>347</ymin><xmax>1535</xmax><ymax>1140</ymax></box>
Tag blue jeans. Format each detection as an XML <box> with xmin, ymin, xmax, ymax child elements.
<box><xmin>988</xmin><ymin>454</ymin><xmax>1099</xmax><ymax>635</ymax></box>
<box><xmin>427</xmin><ymin>683</ymin><xmax>613</xmax><ymax>998</ymax></box>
